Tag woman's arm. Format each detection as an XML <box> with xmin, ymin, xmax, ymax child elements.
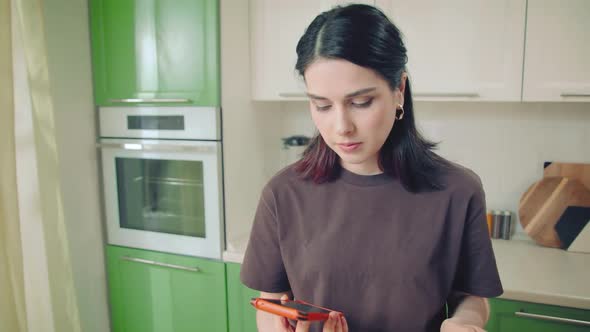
<box><xmin>256</xmin><ymin>291</ymin><xmax>294</xmax><ymax>332</ymax></box>
<box><xmin>442</xmin><ymin>292</ymin><xmax>490</xmax><ymax>332</ymax></box>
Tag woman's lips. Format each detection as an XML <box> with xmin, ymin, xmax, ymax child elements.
<box><xmin>338</xmin><ymin>142</ymin><xmax>362</xmax><ymax>152</ymax></box>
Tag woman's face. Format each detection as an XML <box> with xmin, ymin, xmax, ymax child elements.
<box><xmin>304</xmin><ymin>58</ymin><xmax>406</xmax><ymax>175</ymax></box>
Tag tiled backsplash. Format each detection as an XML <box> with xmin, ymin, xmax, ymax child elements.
<box><xmin>279</xmin><ymin>101</ymin><xmax>590</xmax><ymax>237</ymax></box>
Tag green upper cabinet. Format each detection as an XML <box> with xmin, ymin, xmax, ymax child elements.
<box><xmin>90</xmin><ymin>0</ymin><xmax>220</xmax><ymax>107</ymax></box>
<box><xmin>106</xmin><ymin>245</ymin><xmax>228</xmax><ymax>332</ymax></box>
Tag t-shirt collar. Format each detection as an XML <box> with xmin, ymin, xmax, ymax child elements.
<box><xmin>339</xmin><ymin>167</ymin><xmax>395</xmax><ymax>186</ymax></box>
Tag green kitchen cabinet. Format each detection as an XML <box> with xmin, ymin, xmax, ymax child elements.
<box><xmin>106</xmin><ymin>245</ymin><xmax>227</xmax><ymax>332</ymax></box>
<box><xmin>226</xmin><ymin>263</ymin><xmax>259</xmax><ymax>332</ymax></box>
<box><xmin>90</xmin><ymin>0</ymin><xmax>220</xmax><ymax>107</ymax></box>
<box><xmin>486</xmin><ymin>298</ymin><xmax>590</xmax><ymax>332</ymax></box>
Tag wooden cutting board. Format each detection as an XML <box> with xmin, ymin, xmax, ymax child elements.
<box><xmin>519</xmin><ymin>176</ymin><xmax>590</xmax><ymax>248</ymax></box>
<box><xmin>543</xmin><ymin>162</ymin><xmax>590</xmax><ymax>189</ymax></box>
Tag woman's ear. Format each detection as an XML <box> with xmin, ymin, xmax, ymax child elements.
<box><xmin>397</xmin><ymin>72</ymin><xmax>408</xmax><ymax>105</ymax></box>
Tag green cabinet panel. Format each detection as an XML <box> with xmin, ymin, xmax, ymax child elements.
<box><xmin>487</xmin><ymin>298</ymin><xmax>590</xmax><ymax>332</ymax></box>
<box><xmin>226</xmin><ymin>263</ymin><xmax>258</xmax><ymax>332</ymax></box>
<box><xmin>90</xmin><ymin>0</ymin><xmax>220</xmax><ymax>106</ymax></box>
<box><xmin>106</xmin><ymin>245</ymin><xmax>227</xmax><ymax>332</ymax></box>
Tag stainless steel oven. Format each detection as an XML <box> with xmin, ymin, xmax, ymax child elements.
<box><xmin>98</xmin><ymin>106</ymin><xmax>223</xmax><ymax>259</ymax></box>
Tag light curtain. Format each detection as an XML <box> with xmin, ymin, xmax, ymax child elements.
<box><xmin>0</xmin><ymin>0</ymin><xmax>82</xmax><ymax>331</ymax></box>
<box><xmin>0</xmin><ymin>0</ymin><xmax>27</xmax><ymax>330</ymax></box>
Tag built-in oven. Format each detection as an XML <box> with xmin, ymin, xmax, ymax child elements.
<box><xmin>98</xmin><ymin>106</ymin><xmax>223</xmax><ymax>259</ymax></box>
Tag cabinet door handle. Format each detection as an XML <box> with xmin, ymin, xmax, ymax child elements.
<box><xmin>278</xmin><ymin>92</ymin><xmax>307</xmax><ymax>98</ymax></box>
<box><xmin>560</xmin><ymin>93</ymin><xmax>590</xmax><ymax>98</ymax></box>
<box><xmin>109</xmin><ymin>98</ymin><xmax>192</xmax><ymax>103</ymax></box>
<box><xmin>121</xmin><ymin>256</ymin><xmax>201</xmax><ymax>273</ymax></box>
<box><xmin>281</xmin><ymin>92</ymin><xmax>483</xmax><ymax>99</ymax></box>
<box><xmin>515</xmin><ymin>311</ymin><xmax>590</xmax><ymax>327</ymax></box>
<box><xmin>413</xmin><ymin>92</ymin><xmax>480</xmax><ymax>98</ymax></box>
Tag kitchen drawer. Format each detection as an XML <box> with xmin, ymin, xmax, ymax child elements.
<box><xmin>106</xmin><ymin>245</ymin><xmax>227</xmax><ymax>332</ymax></box>
<box><xmin>487</xmin><ymin>298</ymin><xmax>590</xmax><ymax>332</ymax></box>
<box><xmin>226</xmin><ymin>263</ymin><xmax>258</xmax><ymax>332</ymax></box>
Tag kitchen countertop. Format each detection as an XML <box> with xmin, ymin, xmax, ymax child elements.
<box><xmin>224</xmin><ymin>238</ymin><xmax>248</xmax><ymax>265</ymax></box>
<box><xmin>490</xmin><ymin>238</ymin><xmax>590</xmax><ymax>310</ymax></box>
<box><xmin>224</xmin><ymin>237</ymin><xmax>590</xmax><ymax>310</ymax></box>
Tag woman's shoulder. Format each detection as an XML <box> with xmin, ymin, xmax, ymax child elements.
<box><xmin>257</xmin><ymin>164</ymin><xmax>313</xmax><ymax>207</ymax></box>
<box><xmin>438</xmin><ymin>160</ymin><xmax>484</xmax><ymax>197</ymax></box>
<box><xmin>262</xmin><ymin>164</ymin><xmax>308</xmax><ymax>194</ymax></box>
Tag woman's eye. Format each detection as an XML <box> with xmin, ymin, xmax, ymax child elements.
<box><xmin>315</xmin><ymin>104</ymin><xmax>332</xmax><ymax>111</ymax></box>
<box><xmin>352</xmin><ymin>98</ymin><xmax>373</xmax><ymax>108</ymax></box>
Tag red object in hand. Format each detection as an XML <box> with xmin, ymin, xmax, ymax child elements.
<box><xmin>250</xmin><ymin>297</ymin><xmax>337</xmax><ymax>321</ymax></box>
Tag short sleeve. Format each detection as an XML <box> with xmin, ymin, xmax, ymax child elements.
<box><xmin>240</xmin><ymin>185</ymin><xmax>291</xmax><ymax>293</ymax></box>
<box><xmin>452</xmin><ymin>184</ymin><xmax>504</xmax><ymax>297</ymax></box>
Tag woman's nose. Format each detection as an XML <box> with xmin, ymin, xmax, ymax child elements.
<box><xmin>334</xmin><ymin>107</ymin><xmax>354</xmax><ymax>136</ymax></box>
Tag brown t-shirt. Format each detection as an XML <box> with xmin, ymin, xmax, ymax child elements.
<box><xmin>241</xmin><ymin>163</ymin><xmax>503</xmax><ymax>332</ymax></box>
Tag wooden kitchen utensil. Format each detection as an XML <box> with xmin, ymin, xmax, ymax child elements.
<box><xmin>519</xmin><ymin>176</ymin><xmax>590</xmax><ymax>248</ymax></box>
<box><xmin>543</xmin><ymin>162</ymin><xmax>590</xmax><ymax>189</ymax></box>
<box><xmin>554</xmin><ymin>206</ymin><xmax>590</xmax><ymax>249</ymax></box>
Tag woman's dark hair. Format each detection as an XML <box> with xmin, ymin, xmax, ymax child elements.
<box><xmin>294</xmin><ymin>4</ymin><xmax>450</xmax><ymax>192</ymax></box>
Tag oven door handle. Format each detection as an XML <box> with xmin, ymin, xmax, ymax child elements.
<box><xmin>96</xmin><ymin>142</ymin><xmax>216</xmax><ymax>153</ymax></box>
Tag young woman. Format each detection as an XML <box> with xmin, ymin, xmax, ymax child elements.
<box><xmin>241</xmin><ymin>4</ymin><xmax>502</xmax><ymax>332</ymax></box>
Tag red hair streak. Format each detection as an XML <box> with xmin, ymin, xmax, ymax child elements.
<box><xmin>294</xmin><ymin>135</ymin><xmax>340</xmax><ymax>183</ymax></box>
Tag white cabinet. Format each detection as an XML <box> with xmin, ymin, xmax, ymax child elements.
<box><xmin>250</xmin><ymin>1</ymin><xmax>589</xmax><ymax>102</ymax></box>
<box><xmin>522</xmin><ymin>0</ymin><xmax>590</xmax><ymax>102</ymax></box>
<box><xmin>375</xmin><ymin>0</ymin><xmax>526</xmax><ymax>101</ymax></box>
<box><xmin>250</xmin><ymin>0</ymin><xmax>375</xmax><ymax>101</ymax></box>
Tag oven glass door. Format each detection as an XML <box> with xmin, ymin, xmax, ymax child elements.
<box><xmin>116</xmin><ymin>157</ymin><xmax>206</xmax><ymax>237</ymax></box>
<box><xmin>100</xmin><ymin>139</ymin><xmax>223</xmax><ymax>259</ymax></box>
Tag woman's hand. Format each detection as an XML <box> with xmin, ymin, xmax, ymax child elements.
<box><xmin>443</xmin><ymin>293</ymin><xmax>490</xmax><ymax>332</ymax></box>
<box><xmin>256</xmin><ymin>292</ymin><xmax>294</xmax><ymax>332</ymax></box>
<box><xmin>440</xmin><ymin>319</ymin><xmax>486</xmax><ymax>332</ymax></box>
<box><xmin>277</xmin><ymin>295</ymin><xmax>349</xmax><ymax>332</ymax></box>
<box><xmin>294</xmin><ymin>311</ymin><xmax>348</xmax><ymax>332</ymax></box>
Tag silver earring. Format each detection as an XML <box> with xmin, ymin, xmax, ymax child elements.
<box><xmin>396</xmin><ymin>104</ymin><xmax>404</xmax><ymax>120</ymax></box>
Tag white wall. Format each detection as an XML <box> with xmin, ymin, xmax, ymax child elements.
<box><xmin>43</xmin><ymin>1</ymin><xmax>110</xmax><ymax>331</ymax></box>
<box><xmin>417</xmin><ymin>101</ymin><xmax>590</xmax><ymax>234</ymax></box>
<box><xmin>277</xmin><ymin>100</ymin><xmax>590</xmax><ymax>237</ymax></box>
<box><xmin>221</xmin><ymin>0</ymin><xmax>285</xmax><ymax>249</ymax></box>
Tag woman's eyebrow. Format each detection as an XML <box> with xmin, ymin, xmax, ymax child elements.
<box><xmin>306</xmin><ymin>87</ymin><xmax>377</xmax><ymax>100</ymax></box>
<box><xmin>345</xmin><ymin>87</ymin><xmax>376</xmax><ymax>98</ymax></box>
<box><xmin>306</xmin><ymin>93</ymin><xmax>329</xmax><ymax>101</ymax></box>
